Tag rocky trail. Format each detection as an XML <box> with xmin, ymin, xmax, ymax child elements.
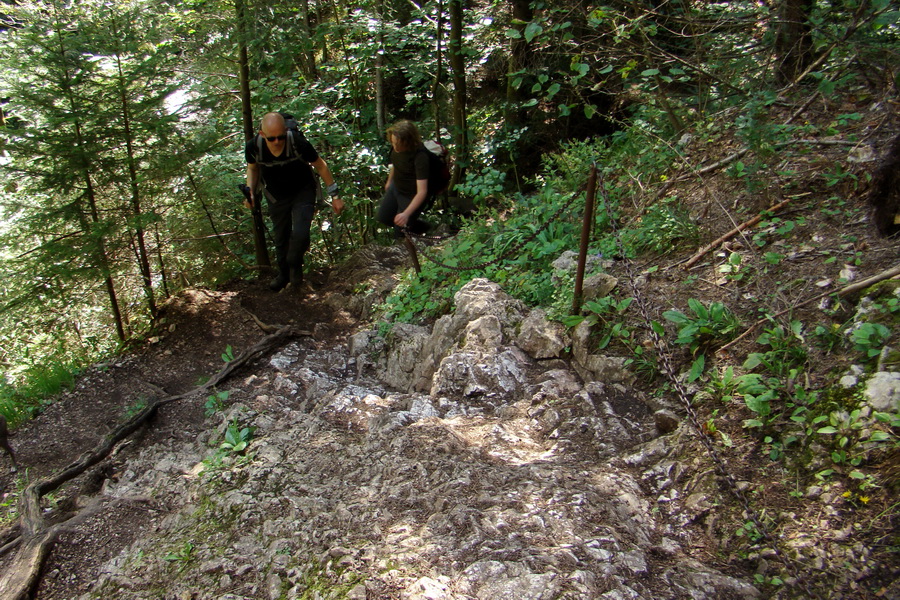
<box><xmin>0</xmin><ymin>242</ymin><xmax>894</xmax><ymax>600</ymax></box>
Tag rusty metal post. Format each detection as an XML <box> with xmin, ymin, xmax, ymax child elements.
<box><xmin>403</xmin><ymin>232</ymin><xmax>422</xmax><ymax>275</ymax></box>
<box><xmin>572</xmin><ymin>164</ymin><xmax>598</xmax><ymax>315</ymax></box>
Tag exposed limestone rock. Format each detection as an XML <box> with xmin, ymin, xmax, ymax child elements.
<box><xmin>864</xmin><ymin>371</ymin><xmax>900</xmax><ymax>412</ymax></box>
<box><xmin>515</xmin><ymin>308</ymin><xmax>568</xmax><ymax>359</ymax></box>
<box><xmin>583</xmin><ymin>272</ymin><xmax>619</xmax><ymax>300</ymax></box>
<box><xmin>82</xmin><ymin>277</ymin><xmax>772</xmax><ymax>600</ymax></box>
<box><xmin>570</xmin><ymin>320</ymin><xmax>634</xmax><ymax>384</ymax></box>
<box><xmin>550</xmin><ymin>249</ymin><xmax>611</xmax><ymax>280</ymax></box>
<box><xmin>381</xmin><ymin>323</ymin><xmax>430</xmax><ymax>392</ymax></box>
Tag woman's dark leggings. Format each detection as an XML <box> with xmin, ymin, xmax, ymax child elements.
<box><xmin>377</xmin><ymin>184</ymin><xmax>428</xmax><ymax>235</ymax></box>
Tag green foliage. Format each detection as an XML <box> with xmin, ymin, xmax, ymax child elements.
<box><xmin>163</xmin><ymin>541</ymin><xmax>195</xmax><ymax>570</ymax></box>
<box><xmin>663</xmin><ymin>299</ymin><xmax>742</xmax><ymax>355</ymax></box>
<box><xmin>814</xmin><ymin>323</ymin><xmax>844</xmax><ymax>352</ymax></box>
<box><xmin>124</xmin><ymin>397</ymin><xmax>149</xmax><ymax>420</ymax></box>
<box><xmin>744</xmin><ymin>321</ymin><xmax>808</xmax><ymax>378</ymax></box>
<box><xmin>621</xmin><ymin>199</ymin><xmax>699</xmax><ymax>255</ymax></box>
<box><xmin>379</xmin><ymin>181</ymin><xmax>584</xmax><ymax>324</ymax></box>
<box><xmin>717</xmin><ymin>252</ymin><xmax>748</xmax><ymax>284</ymax></box>
<box><xmin>220</xmin><ymin>420</ymin><xmax>254</xmax><ymax>454</ymax></box>
<box><xmin>734</xmin><ymin>372</ymin><xmax>781</xmax><ymax>428</ymax></box>
<box><xmin>221</xmin><ymin>345</ymin><xmax>235</xmax><ymax>363</ymax></box>
<box><xmin>850</xmin><ymin>323</ymin><xmax>890</xmax><ymax>360</ymax></box>
<box><xmin>455</xmin><ymin>169</ymin><xmax>507</xmax><ymax>204</ymax></box>
<box><xmin>204</xmin><ymin>390</ymin><xmax>229</xmax><ymax>418</ymax></box>
<box><xmin>0</xmin><ymin>358</ymin><xmax>83</xmax><ymax>425</ymax></box>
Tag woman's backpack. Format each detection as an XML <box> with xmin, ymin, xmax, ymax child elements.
<box><xmin>421</xmin><ymin>140</ymin><xmax>451</xmax><ymax>202</ymax></box>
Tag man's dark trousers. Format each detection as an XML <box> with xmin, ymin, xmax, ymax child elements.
<box><xmin>266</xmin><ymin>187</ymin><xmax>316</xmax><ymax>284</ymax></box>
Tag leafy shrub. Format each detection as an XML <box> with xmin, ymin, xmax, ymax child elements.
<box><xmin>220</xmin><ymin>421</ymin><xmax>254</xmax><ymax>454</ymax></box>
<box><xmin>744</xmin><ymin>321</ymin><xmax>808</xmax><ymax>378</ymax></box>
<box><xmin>621</xmin><ymin>199</ymin><xmax>699</xmax><ymax>255</ymax></box>
<box><xmin>663</xmin><ymin>299</ymin><xmax>742</xmax><ymax>355</ymax></box>
<box><xmin>850</xmin><ymin>323</ymin><xmax>890</xmax><ymax>360</ymax></box>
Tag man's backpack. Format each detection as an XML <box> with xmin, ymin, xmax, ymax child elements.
<box><xmin>254</xmin><ymin>112</ymin><xmax>306</xmax><ymax>166</ymax></box>
<box><xmin>421</xmin><ymin>140</ymin><xmax>451</xmax><ymax>200</ymax></box>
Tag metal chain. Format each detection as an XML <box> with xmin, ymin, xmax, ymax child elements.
<box><xmin>595</xmin><ymin>170</ymin><xmax>822</xmax><ymax>600</ymax></box>
<box><xmin>403</xmin><ymin>187</ymin><xmax>585</xmax><ymax>273</ymax></box>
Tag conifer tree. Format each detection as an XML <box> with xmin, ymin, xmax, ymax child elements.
<box><xmin>0</xmin><ymin>0</ymin><xmax>128</xmax><ymax>342</ymax></box>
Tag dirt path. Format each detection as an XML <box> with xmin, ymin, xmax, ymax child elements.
<box><xmin>0</xmin><ymin>247</ymin><xmax>388</xmax><ymax>594</ymax></box>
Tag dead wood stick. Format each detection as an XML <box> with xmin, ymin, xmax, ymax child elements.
<box><xmin>682</xmin><ymin>197</ymin><xmax>794</xmax><ymax>270</ymax></box>
<box><xmin>717</xmin><ymin>263</ymin><xmax>900</xmax><ymax>355</ymax></box>
<box><xmin>0</xmin><ymin>325</ymin><xmax>299</xmax><ymax>599</ymax></box>
<box><xmin>241</xmin><ymin>305</ymin><xmax>286</xmax><ymax>334</ymax></box>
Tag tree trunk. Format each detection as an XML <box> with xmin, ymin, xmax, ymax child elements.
<box><xmin>774</xmin><ymin>0</ymin><xmax>815</xmax><ymax>85</ymax></box>
<box><xmin>298</xmin><ymin>0</ymin><xmax>318</xmax><ymax>79</ymax></box>
<box><xmin>115</xmin><ymin>53</ymin><xmax>156</xmax><ymax>318</ymax></box>
<box><xmin>448</xmin><ymin>0</ymin><xmax>471</xmax><ymax>212</ymax></box>
<box><xmin>235</xmin><ymin>0</ymin><xmax>271</xmax><ymax>268</ymax></box>
<box><xmin>500</xmin><ymin>0</ymin><xmax>533</xmax><ymax>181</ymax></box>
<box><xmin>375</xmin><ymin>0</ymin><xmax>386</xmax><ymax>136</ymax></box>
<box><xmin>83</xmin><ymin>171</ymin><xmax>127</xmax><ymax>342</ymax></box>
<box><xmin>432</xmin><ymin>0</ymin><xmax>444</xmax><ymax>139</ymax></box>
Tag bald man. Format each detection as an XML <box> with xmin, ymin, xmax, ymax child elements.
<box><xmin>245</xmin><ymin>112</ymin><xmax>345</xmax><ymax>291</ymax></box>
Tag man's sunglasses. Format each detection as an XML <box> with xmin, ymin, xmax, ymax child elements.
<box><xmin>264</xmin><ymin>134</ymin><xmax>287</xmax><ymax>142</ymax></box>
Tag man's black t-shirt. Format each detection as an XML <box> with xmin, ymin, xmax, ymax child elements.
<box><xmin>245</xmin><ymin>132</ymin><xmax>319</xmax><ymax>200</ymax></box>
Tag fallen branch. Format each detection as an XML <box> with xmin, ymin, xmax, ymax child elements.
<box><xmin>0</xmin><ymin>324</ymin><xmax>299</xmax><ymax>599</ymax></box>
<box><xmin>682</xmin><ymin>197</ymin><xmax>795</xmax><ymax>270</ymax></box>
<box><xmin>240</xmin><ymin>305</ymin><xmax>301</xmax><ymax>335</ymax></box>
<box><xmin>718</xmin><ymin>263</ymin><xmax>900</xmax><ymax>355</ymax></box>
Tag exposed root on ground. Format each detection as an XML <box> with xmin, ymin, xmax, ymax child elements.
<box><xmin>0</xmin><ymin>325</ymin><xmax>301</xmax><ymax>600</ymax></box>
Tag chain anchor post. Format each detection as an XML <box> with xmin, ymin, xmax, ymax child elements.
<box><xmin>572</xmin><ymin>163</ymin><xmax>599</xmax><ymax>316</ymax></box>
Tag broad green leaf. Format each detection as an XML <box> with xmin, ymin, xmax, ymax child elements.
<box><xmin>743</xmin><ymin>353</ymin><xmax>764</xmax><ymax>370</ymax></box>
<box><xmin>524</xmin><ymin>22</ymin><xmax>543</xmax><ymax>43</ymax></box>
<box><xmin>662</xmin><ymin>309</ymin><xmax>688</xmax><ymax>324</ymax></box>
<box><xmin>688</xmin><ymin>354</ymin><xmax>705</xmax><ymax>382</ymax></box>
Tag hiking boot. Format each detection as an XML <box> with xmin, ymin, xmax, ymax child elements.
<box><xmin>289</xmin><ymin>267</ymin><xmax>303</xmax><ymax>287</ymax></box>
<box><xmin>269</xmin><ymin>274</ymin><xmax>289</xmax><ymax>292</ymax></box>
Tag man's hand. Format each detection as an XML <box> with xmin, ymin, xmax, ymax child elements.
<box><xmin>331</xmin><ymin>196</ymin><xmax>345</xmax><ymax>215</ymax></box>
<box><xmin>238</xmin><ymin>184</ymin><xmax>254</xmax><ymax>209</ymax></box>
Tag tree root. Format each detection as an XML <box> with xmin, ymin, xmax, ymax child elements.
<box><xmin>0</xmin><ymin>325</ymin><xmax>301</xmax><ymax>599</ymax></box>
